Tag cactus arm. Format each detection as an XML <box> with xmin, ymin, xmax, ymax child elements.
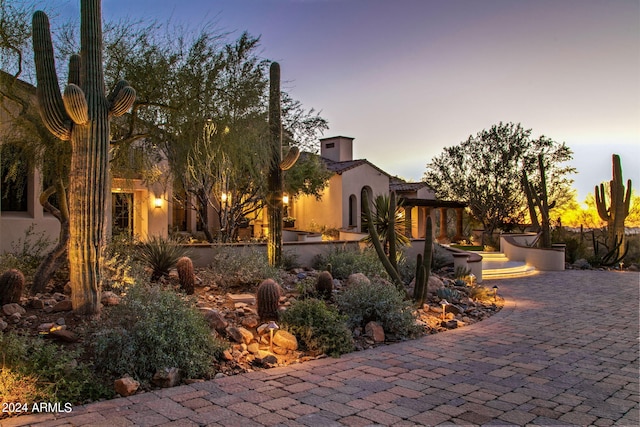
<box><xmin>63</xmin><ymin>84</ymin><xmax>89</xmax><ymax>124</ymax></box>
<box><xmin>109</xmin><ymin>85</ymin><xmax>136</xmax><ymax>117</ymax></box>
<box><xmin>68</xmin><ymin>54</ymin><xmax>81</xmax><ymax>86</ymax></box>
<box><xmin>595</xmin><ymin>183</ymin><xmax>610</xmax><ymax>221</ymax></box>
<box><xmin>32</xmin><ymin>11</ymin><xmax>72</xmax><ymax>141</ymax></box>
<box><xmin>280</xmin><ymin>146</ymin><xmax>300</xmax><ymax>170</ymax></box>
<box><xmin>624</xmin><ymin>180</ymin><xmax>632</xmax><ymax>216</ymax></box>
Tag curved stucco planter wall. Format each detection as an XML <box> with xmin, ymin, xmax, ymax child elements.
<box><xmin>500</xmin><ymin>234</ymin><xmax>565</xmax><ymax>271</ymax></box>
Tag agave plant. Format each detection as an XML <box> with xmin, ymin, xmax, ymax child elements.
<box><xmin>135</xmin><ymin>236</ymin><xmax>190</xmax><ymax>281</ymax></box>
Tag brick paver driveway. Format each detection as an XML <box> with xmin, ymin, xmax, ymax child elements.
<box><xmin>5</xmin><ymin>270</ymin><xmax>639</xmax><ymax>426</ymax></box>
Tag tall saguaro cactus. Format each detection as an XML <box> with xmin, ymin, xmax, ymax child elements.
<box><xmin>32</xmin><ymin>0</ymin><xmax>135</xmax><ymax>315</ymax></box>
<box><xmin>267</xmin><ymin>62</ymin><xmax>299</xmax><ymax>267</ymax></box>
<box><xmin>522</xmin><ymin>154</ymin><xmax>555</xmax><ymax>248</ymax></box>
<box><xmin>595</xmin><ymin>154</ymin><xmax>632</xmax><ymax>249</ymax></box>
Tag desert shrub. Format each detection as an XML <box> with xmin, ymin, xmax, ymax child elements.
<box><xmin>468</xmin><ymin>285</ymin><xmax>494</xmax><ymax>302</ymax></box>
<box><xmin>102</xmin><ymin>233</ymin><xmax>144</xmax><ymax>291</ymax></box>
<box><xmin>93</xmin><ymin>283</ymin><xmax>228</xmax><ymax>384</ymax></box>
<box><xmin>336</xmin><ymin>279</ymin><xmax>421</xmax><ymax>340</ymax></box>
<box><xmin>312</xmin><ymin>246</ymin><xmax>387</xmax><ymax>280</ymax></box>
<box><xmin>0</xmin><ymin>225</ymin><xmax>54</xmax><ymax>279</ymax></box>
<box><xmin>0</xmin><ymin>332</ymin><xmax>111</xmax><ymax>406</ymax></box>
<box><xmin>205</xmin><ymin>246</ymin><xmax>280</xmax><ymax>288</ymax></box>
<box><xmin>432</xmin><ymin>244</ymin><xmax>453</xmax><ymax>270</ymax></box>
<box><xmin>281</xmin><ymin>250</ymin><xmax>301</xmax><ymax>270</ymax></box>
<box><xmin>134</xmin><ymin>235</ymin><xmax>191</xmax><ymax>281</ymax></box>
<box><xmin>280</xmin><ymin>298</ymin><xmax>354</xmax><ymax>357</ymax></box>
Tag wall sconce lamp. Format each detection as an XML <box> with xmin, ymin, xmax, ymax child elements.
<box><xmin>154</xmin><ymin>196</ymin><xmax>163</xmax><ymax>208</ymax></box>
<box><xmin>440</xmin><ymin>299</ymin><xmax>450</xmax><ymax>321</ymax></box>
<box><xmin>282</xmin><ymin>194</ymin><xmax>289</xmax><ymax>205</ymax></box>
<box><xmin>221</xmin><ymin>192</ymin><xmax>230</xmax><ymax>204</ymax></box>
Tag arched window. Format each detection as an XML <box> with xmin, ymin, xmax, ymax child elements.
<box><xmin>348</xmin><ymin>194</ymin><xmax>357</xmax><ymax>227</ymax></box>
<box><xmin>360</xmin><ymin>186</ymin><xmax>373</xmax><ymax>233</ymax></box>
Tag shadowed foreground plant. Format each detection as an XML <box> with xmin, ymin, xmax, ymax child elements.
<box><xmin>94</xmin><ymin>283</ymin><xmax>228</xmax><ymax>384</ymax></box>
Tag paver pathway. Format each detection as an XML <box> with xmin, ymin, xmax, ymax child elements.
<box><xmin>4</xmin><ymin>270</ymin><xmax>639</xmax><ymax>426</ymax></box>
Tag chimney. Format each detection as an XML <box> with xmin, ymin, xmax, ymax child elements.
<box><xmin>320</xmin><ymin>136</ymin><xmax>354</xmax><ymax>162</ymax></box>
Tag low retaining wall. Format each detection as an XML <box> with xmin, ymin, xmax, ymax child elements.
<box><xmin>185</xmin><ymin>240</ymin><xmax>364</xmax><ymax>269</ymax></box>
<box><xmin>500</xmin><ymin>233</ymin><xmax>565</xmax><ymax>271</ymax></box>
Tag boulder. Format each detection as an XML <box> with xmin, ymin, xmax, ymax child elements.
<box><xmin>2</xmin><ymin>303</ymin><xmax>25</xmax><ymax>316</ymax></box>
<box><xmin>272</xmin><ymin>330</ymin><xmax>298</xmax><ymax>351</ymax></box>
<box><xmin>114</xmin><ymin>377</ymin><xmax>140</xmax><ymax>397</ymax></box>
<box><xmin>347</xmin><ymin>273</ymin><xmax>370</xmax><ymax>287</ymax></box>
<box><xmin>152</xmin><ymin>367</ymin><xmax>182</xmax><ymax>388</ymax></box>
<box><xmin>365</xmin><ymin>321</ymin><xmax>385</xmax><ymax>343</ymax></box>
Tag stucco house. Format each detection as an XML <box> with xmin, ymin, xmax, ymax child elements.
<box><xmin>286</xmin><ymin>136</ymin><xmax>467</xmax><ymax>242</ymax></box>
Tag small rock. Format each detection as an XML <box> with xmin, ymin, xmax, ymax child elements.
<box><xmin>227</xmin><ymin>293</ymin><xmax>255</xmax><ymax>305</ymax></box>
<box><xmin>253</xmin><ymin>350</ymin><xmax>278</xmax><ymax>365</ymax></box>
<box><xmin>49</xmin><ymin>329</ymin><xmax>79</xmax><ymax>343</ymax></box>
<box><xmin>101</xmin><ymin>291</ymin><xmax>121</xmax><ymax>306</ymax></box>
<box><xmin>365</xmin><ymin>321</ymin><xmax>385</xmax><ymax>343</ymax></box>
<box><xmin>52</xmin><ymin>300</ymin><xmax>73</xmax><ymax>312</ymax></box>
<box><xmin>152</xmin><ymin>367</ymin><xmax>181</xmax><ymax>388</ymax></box>
<box><xmin>56</xmin><ymin>317</ymin><xmax>66</xmax><ymax>326</ymax></box>
<box><xmin>441</xmin><ymin>320</ymin><xmax>459</xmax><ymax>329</ymax></box>
<box><xmin>241</xmin><ymin>316</ymin><xmax>259</xmax><ymax>329</ymax></box>
<box><xmin>272</xmin><ymin>330</ymin><xmax>298</xmax><ymax>351</ymax></box>
<box><xmin>199</xmin><ymin>308</ymin><xmax>228</xmax><ymax>332</ymax></box>
<box><xmin>2</xmin><ymin>303</ymin><xmax>26</xmax><ymax>316</ymax></box>
<box><xmin>247</xmin><ymin>342</ymin><xmax>260</xmax><ymax>354</ymax></box>
<box><xmin>38</xmin><ymin>322</ymin><xmax>56</xmax><ymax>332</ymax></box>
<box><xmin>0</xmin><ymin>319</ymin><xmax>7</xmax><ymax>331</ymax></box>
<box><xmin>226</xmin><ymin>326</ymin><xmax>254</xmax><ymax>344</ymax></box>
<box><xmin>114</xmin><ymin>377</ymin><xmax>139</xmax><ymax>397</ymax></box>
<box><xmin>30</xmin><ymin>299</ymin><xmax>45</xmax><ymax>309</ymax></box>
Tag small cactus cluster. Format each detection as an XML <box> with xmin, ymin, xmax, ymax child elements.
<box><xmin>0</xmin><ymin>269</ymin><xmax>25</xmax><ymax>305</ymax></box>
<box><xmin>257</xmin><ymin>278</ymin><xmax>282</xmax><ymax>322</ymax></box>
<box><xmin>315</xmin><ymin>271</ymin><xmax>333</xmax><ymax>300</ymax></box>
<box><xmin>176</xmin><ymin>257</ymin><xmax>195</xmax><ymax>295</ymax></box>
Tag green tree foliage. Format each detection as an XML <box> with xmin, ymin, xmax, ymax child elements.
<box><xmin>424</xmin><ymin>122</ymin><xmax>574</xmax><ymax>238</ymax></box>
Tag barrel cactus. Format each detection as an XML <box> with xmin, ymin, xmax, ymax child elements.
<box><xmin>176</xmin><ymin>256</ymin><xmax>195</xmax><ymax>295</ymax></box>
<box><xmin>256</xmin><ymin>278</ymin><xmax>282</xmax><ymax>322</ymax></box>
<box><xmin>315</xmin><ymin>270</ymin><xmax>334</xmax><ymax>300</ymax></box>
<box><xmin>32</xmin><ymin>1</ymin><xmax>135</xmax><ymax>315</ymax></box>
<box><xmin>0</xmin><ymin>269</ymin><xmax>25</xmax><ymax>305</ymax></box>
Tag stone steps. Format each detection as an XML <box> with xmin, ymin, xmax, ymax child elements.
<box><xmin>480</xmin><ymin>252</ymin><xmax>537</xmax><ymax>279</ymax></box>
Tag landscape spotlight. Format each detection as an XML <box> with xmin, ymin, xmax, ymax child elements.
<box><xmin>492</xmin><ymin>285</ymin><xmax>498</xmax><ymax>301</ymax></box>
<box><xmin>441</xmin><ymin>299</ymin><xmax>450</xmax><ymax>321</ymax></box>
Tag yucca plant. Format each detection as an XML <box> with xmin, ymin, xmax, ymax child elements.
<box><xmin>361</xmin><ymin>193</ymin><xmax>410</xmax><ymax>258</ymax></box>
<box><xmin>135</xmin><ymin>236</ymin><xmax>190</xmax><ymax>281</ymax></box>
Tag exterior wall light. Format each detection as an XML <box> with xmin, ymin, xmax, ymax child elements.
<box><xmin>282</xmin><ymin>194</ymin><xmax>289</xmax><ymax>205</ymax></box>
<box><xmin>154</xmin><ymin>197</ymin><xmax>163</xmax><ymax>208</ymax></box>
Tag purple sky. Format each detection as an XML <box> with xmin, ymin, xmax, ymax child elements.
<box><xmin>58</xmin><ymin>0</ymin><xmax>639</xmax><ymax>202</ymax></box>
